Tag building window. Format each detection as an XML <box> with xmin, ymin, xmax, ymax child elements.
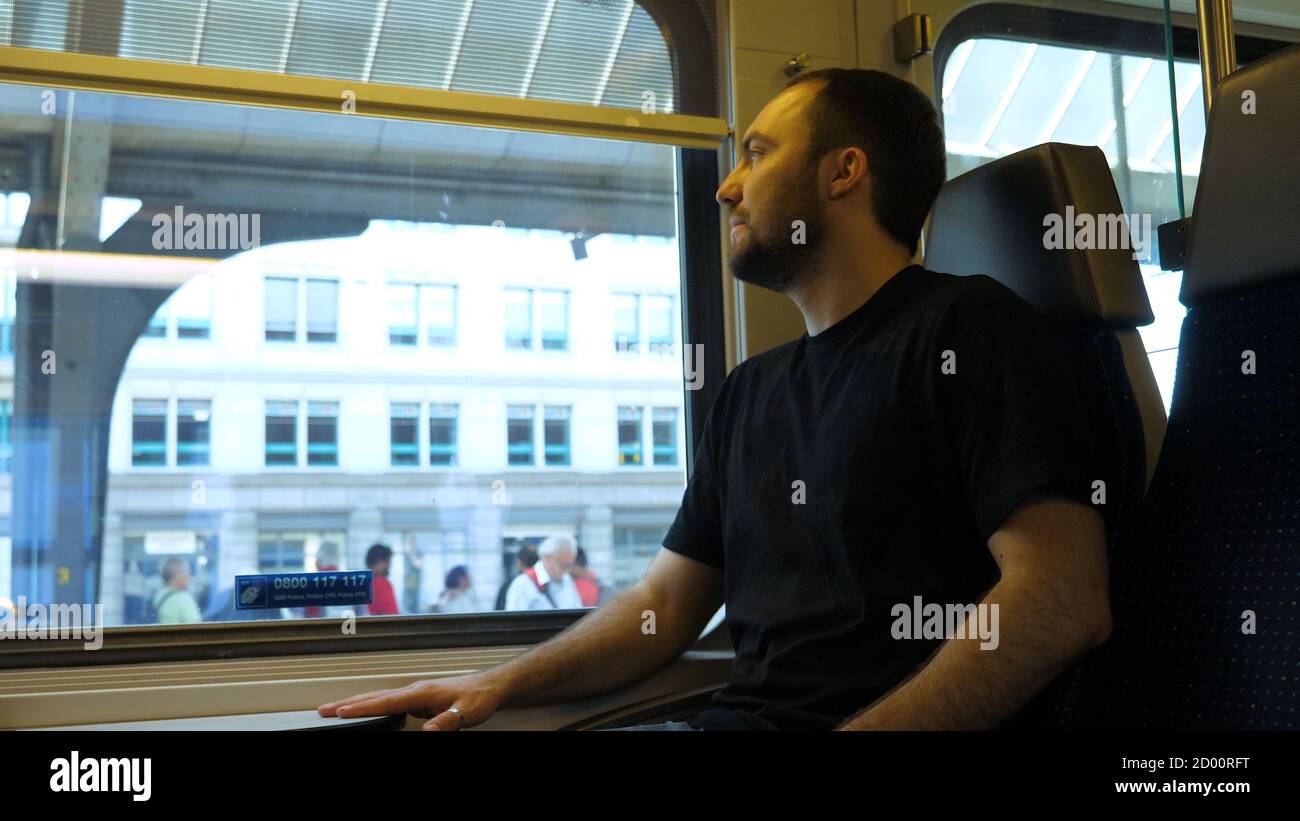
<box><xmin>174</xmin><ymin>275</ymin><xmax>213</xmax><ymax>339</ymax></box>
<box><xmin>652</xmin><ymin>407</ymin><xmax>677</xmax><ymax>466</ymax></box>
<box><xmin>429</xmin><ymin>403</ymin><xmax>458</xmax><ymax>466</ymax></box>
<box><xmin>647</xmin><ymin>295</ymin><xmax>675</xmax><ymax>353</ymax></box>
<box><xmin>507</xmin><ymin>404</ymin><xmax>535</xmax><ymax>465</ymax></box>
<box><xmin>424</xmin><ymin>284</ymin><xmax>457</xmax><ymax>347</ymax></box>
<box><xmin>266</xmin><ymin>276</ymin><xmax>338</xmax><ymax>343</ymax></box>
<box><xmin>143</xmin><ymin>302</ymin><xmax>168</xmax><ymax>338</ymax></box>
<box><xmin>389</xmin><ymin>282</ymin><xmax>458</xmax><ymax>348</ymax></box>
<box><xmin>305</xmin><ymin>279</ymin><xmax>339</xmax><ymax>343</ymax></box>
<box><xmin>387</xmin><ymin>283</ymin><xmax>418</xmax><ymax>346</ymax></box>
<box><xmin>544</xmin><ymin>405</ymin><xmax>571</xmax><ymax>466</ymax></box>
<box><xmin>131</xmin><ymin>399</ymin><xmax>168</xmax><ymax>466</ymax></box>
<box><xmin>614</xmin><ymin>293</ymin><xmax>640</xmax><ymax>352</ymax></box>
<box><xmin>505</xmin><ymin>288</ymin><xmax>533</xmax><ymax>350</ymax></box>
<box><xmin>391</xmin><ymin>402</ymin><xmax>420</xmax><ymax>466</ymax></box>
<box><xmin>618</xmin><ymin>406</ymin><xmax>643</xmax><ymax>466</ymax></box>
<box><xmin>264</xmin><ymin>277</ymin><xmax>298</xmax><ymax>341</ymax></box>
<box><xmin>0</xmin><ymin>398</ymin><xmax>12</xmax><ymax>473</ymax></box>
<box><xmin>505</xmin><ymin>287</ymin><xmax>570</xmax><ymax>352</ymax></box>
<box><xmin>539</xmin><ymin>289</ymin><xmax>568</xmax><ymax>351</ymax></box>
<box><xmin>307</xmin><ymin>401</ymin><xmax>339</xmax><ymax>466</ymax></box>
<box><xmin>257</xmin><ymin>533</ymin><xmax>307</xmax><ymax>573</ymax></box>
<box><xmin>176</xmin><ymin>400</ymin><xmax>211</xmax><ymax>467</ymax></box>
<box><xmin>265</xmin><ymin>400</ymin><xmax>299</xmax><ymax>465</ymax></box>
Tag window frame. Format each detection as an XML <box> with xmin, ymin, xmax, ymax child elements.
<box><xmin>932</xmin><ymin>2</ymin><xmax>1294</xmax><ymax>84</ymax></box>
<box><xmin>0</xmin><ymin>0</ymin><xmax>726</xmax><ymax>669</ymax></box>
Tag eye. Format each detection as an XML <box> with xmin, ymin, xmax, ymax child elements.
<box><xmin>748</xmin><ymin>149</ymin><xmax>762</xmax><ymax>162</ymax></box>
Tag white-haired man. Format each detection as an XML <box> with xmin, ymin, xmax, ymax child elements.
<box><xmin>503</xmin><ymin>535</ymin><xmax>584</xmax><ymax>611</ymax></box>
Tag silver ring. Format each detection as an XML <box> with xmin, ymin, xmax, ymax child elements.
<box><xmin>445</xmin><ymin>706</ymin><xmax>464</xmax><ymax>729</ymax></box>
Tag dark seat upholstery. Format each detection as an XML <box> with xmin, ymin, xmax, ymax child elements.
<box><xmin>1076</xmin><ymin>43</ymin><xmax>1300</xmax><ymax>729</ymax></box>
<box><xmin>925</xmin><ymin>141</ymin><xmax>1166</xmax><ymax>728</ymax></box>
<box><xmin>926</xmin><ymin>142</ymin><xmax>1165</xmax><ymax>549</ymax></box>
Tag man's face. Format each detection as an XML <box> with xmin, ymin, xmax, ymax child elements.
<box><xmin>543</xmin><ymin>549</ymin><xmax>576</xmax><ymax>582</ymax></box>
<box><xmin>716</xmin><ymin>83</ymin><xmax>826</xmax><ymax>293</ymax></box>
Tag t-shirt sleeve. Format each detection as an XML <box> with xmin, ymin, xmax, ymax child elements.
<box><xmin>661</xmin><ymin>375</ymin><xmax>732</xmax><ymax>570</ymax></box>
<box><xmin>936</xmin><ymin>293</ymin><xmax>1095</xmax><ymax>543</ymax></box>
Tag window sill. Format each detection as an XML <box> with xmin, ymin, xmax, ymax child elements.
<box><xmin>2</xmin><ymin>645</ymin><xmax>732</xmax><ymax>731</ymax></box>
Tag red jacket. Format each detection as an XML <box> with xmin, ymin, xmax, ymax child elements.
<box><xmin>368</xmin><ymin>575</ymin><xmax>400</xmax><ymax>616</ymax></box>
<box><xmin>574</xmin><ymin>573</ymin><xmax>600</xmax><ymax>607</ymax></box>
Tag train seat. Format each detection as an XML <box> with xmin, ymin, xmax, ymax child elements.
<box><xmin>1078</xmin><ymin>43</ymin><xmax>1300</xmax><ymax>729</ymax></box>
<box><xmin>926</xmin><ymin>141</ymin><xmax>1165</xmax><ymax>546</ymax></box>
<box><xmin>925</xmin><ymin>142</ymin><xmax>1166</xmax><ymax>728</ymax></box>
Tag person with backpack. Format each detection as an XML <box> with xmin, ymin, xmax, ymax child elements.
<box><xmin>494</xmin><ymin>544</ymin><xmax>538</xmax><ymax>611</ymax></box>
<box><xmin>502</xmin><ymin>535</ymin><xmax>583</xmax><ymax>611</ymax></box>
<box><xmin>152</xmin><ymin>557</ymin><xmax>202</xmax><ymax>624</ymax></box>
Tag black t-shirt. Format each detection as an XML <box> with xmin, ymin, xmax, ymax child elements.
<box><xmin>665</xmin><ymin>265</ymin><xmax>1095</xmax><ymax>731</ymax></box>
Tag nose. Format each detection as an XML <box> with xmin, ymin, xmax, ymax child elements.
<box><xmin>716</xmin><ymin>162</ymin><xmax>743</xmax><ymax>208</ymax></box>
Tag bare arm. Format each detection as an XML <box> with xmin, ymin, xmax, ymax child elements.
<box><xmin>838</xmin><ymin>495</ymin><xmax>1111</xmax><ymax>730</ymax></box>
<box><xmin>318</xmin><ymin>548</ymin><xmax>723</xmax><ymax>729</ymax></box>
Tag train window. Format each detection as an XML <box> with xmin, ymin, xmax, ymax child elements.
<box><xmin>0</xmin><ymin>0</ymin><xmax>725</xmax><ymax>667</ymax></box>
<box><xmin>1</xmin><ymin>0</ymin><xmax>721</xmax><ymax>116</ymax></box>
<box><xmin>0</xmin><ymin>88</ymin><xmax>702</xmax><ymax>635</ymax></box>
<box><xmin>936</xmin><ymin>6</ymin><xmax>1297</xmax><ymax>411</ymax></box>
<box><xmin>940</xmin><ymin>39</ymin><xmax>1194</xmax><ymax>409</ymax></box>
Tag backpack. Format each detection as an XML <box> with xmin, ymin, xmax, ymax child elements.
<box><xmin>522</xmin><ymin>567</ymin><xmax>558</xmax><ymax>608</ymax></box>
<box><xmin>147</xmin><ymin>588</ymin><xmax>181</xmax><ymax>623</ymax></box>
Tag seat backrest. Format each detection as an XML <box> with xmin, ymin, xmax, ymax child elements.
<box><xmin>926</xmin><ymin>142</ymin><xmax>1164</xmax><ymax>546</ymax></box>
<box><xmin>926</xmin><ymin>142</ymin><xmax>1165</xmax><ymax>729</ymax></box>
<box><xmin>1078</xmin><ymin>43</ymin><xmax>1300</xmax><ymax>730</ymax></box>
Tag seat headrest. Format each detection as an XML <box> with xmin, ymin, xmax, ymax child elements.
<box><xmin>1182</xmin><ymin>43</ymin><xmax>1300</xmax><ymax>307</ymax></box>
<box><xmin>926</xmin><ymin>142</ymin><xmax>1153</xmax><ymax>329</ymax></box>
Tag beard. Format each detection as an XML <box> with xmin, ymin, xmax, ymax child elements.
<box><xmin>728</xmin><ymin>174</ymin><xmax>824</xmax><ymax>294</ymax></box>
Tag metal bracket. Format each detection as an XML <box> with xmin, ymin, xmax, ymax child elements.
<box><xmin>1157</xmin><ymin>217</ymin><xmax>1192</xmax><ymax>271</ymax></box>
<box><xmin>893</xmin><ymin>14</ymin><xmax>934</xmax><ymax>64</ymax></box>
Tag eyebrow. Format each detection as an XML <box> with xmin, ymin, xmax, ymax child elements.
<box><xmin>741</xmin><ymin>130</ymin><xmax>776</xmax><ymax>151</ymax></box>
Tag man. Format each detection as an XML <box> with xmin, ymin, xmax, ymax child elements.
<box><xmin>153</xmin><ymin>557</ymin><xmax>202</xmax><ymax>625</ymax></box>
<box><xmin>503</xmin><ymin>535</ymin><xmax>584</xmax><ymax>611</ymax></box>
<box><xmin>320</xmin><ymin>68</ymin><xmax>1111</xmax><ymax>731</ymax></box>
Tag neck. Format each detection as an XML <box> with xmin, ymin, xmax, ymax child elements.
<box><xmin>786</xmin><ymin>231</ymin><xmax>913</xmax><ymax>336</ymax></box>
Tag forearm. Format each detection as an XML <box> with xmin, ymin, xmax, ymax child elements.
<box><xmin>484</xmin><ymin>582</ymin><xmax>695</xmax><ymax>709</ymax></box>
<box><xmin>839</xmin><ymin>574</ymin><xmax>1109</xmax><ymax>730</ymax></box>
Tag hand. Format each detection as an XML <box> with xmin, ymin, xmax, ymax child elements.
<box><xmin>318</xmin><ymin>673</ymin><xmax>506</xmax><ymax>731</ymax></box>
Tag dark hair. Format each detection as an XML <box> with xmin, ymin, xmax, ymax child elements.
<box><xmin>516</xmin><ymin>544</ymin><xmax>539</xmax><ymax>568</ymax></box>
<box><xmin>444</xmin><ymin>565</ymin><xmax>469</xmax><ymax>590</ymax></box>
<box><xmin>365</xmin><ymin>543</ymin><xmax>393</xmax><ymax>568</ymax></box>
<box><xmin>785</xmin><ymin>68</ymin><xmax>946</xmax><ymax>256</ymax></box>
<box><xmin>574</xmin><ymin>546</ymin><xmax>588</xmax><ymax>568</ymax></box>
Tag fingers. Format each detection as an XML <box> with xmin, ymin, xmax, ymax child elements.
<box><xmin>323</xmin><ymin>682</ymin><xmax>436</xmax><ymax>718</ymax></box>
<box><xmin>422</xmin><ymin>703</ymin><xmax>470</xmax><ymax>732</ymax></box>
<box><xmin>318</xmin><ymin>688</ymin><xmax>402</xmax><ymax>716</ymax></box>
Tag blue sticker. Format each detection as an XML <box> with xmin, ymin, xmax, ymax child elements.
<box><xmin>234</xmin><ymin>571</ymin><xmax>373</xmax><ymax>610</ymax></box>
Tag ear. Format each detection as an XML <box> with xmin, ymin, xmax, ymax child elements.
<box><xmin>826</xmin><ymin>146</ymin><xmax>870</xmax><ymax>200</ymax></box>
